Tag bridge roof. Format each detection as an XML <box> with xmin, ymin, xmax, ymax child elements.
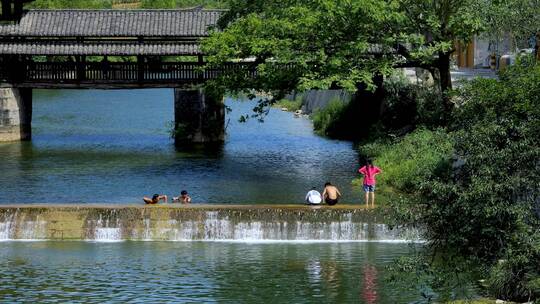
<box><xmin>0</xmin><ymin>41</ymin><xmax>201</xmax><ymax>56</ymax></box>
<box><xmin>0</xmin><ymin>9</ymin><xmax>222</xmax><ymax>37</ymax></box>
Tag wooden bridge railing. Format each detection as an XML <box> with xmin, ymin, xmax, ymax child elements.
<box><xmin>0</xmin><ymin>61</ymin><xmax>258</xmax><ymax>84</ymax></box>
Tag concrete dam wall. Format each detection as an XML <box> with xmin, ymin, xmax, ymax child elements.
<box><xmin>0</xmin><ymin>205</ymin><xmax>420</xmax><ymax>242</ymax></box>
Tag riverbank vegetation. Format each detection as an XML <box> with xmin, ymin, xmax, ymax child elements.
<box><xmin>385</xmin><ymin>61</ymin><xmax>540</xmax><ymax>302</ymax></box>
<box><xmin>203</xmin><ymin>0</ymin><xmax>540</xmax><ymax>302</ymax></box>
<box><xmin>273</xmin><ymin>97</ymin><xmax>302</xmax><ymax>112</ymax></box>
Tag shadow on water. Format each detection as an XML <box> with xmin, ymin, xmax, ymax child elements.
<box><xmin>174</xmin><ymin>142</ymin><xmax>225</xmax><ymax>158</ymax></box>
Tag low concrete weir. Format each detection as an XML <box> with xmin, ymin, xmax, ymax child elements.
<box><xmin>0</xmin><ymin>205</ymin><xmax>421</xmax><ymax>242</ymax></box>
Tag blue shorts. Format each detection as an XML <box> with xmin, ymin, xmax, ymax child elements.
<box><xmin>363</xmin><ymin>185</ymin><xmax>375</xmax><ymax>192</ymax></box>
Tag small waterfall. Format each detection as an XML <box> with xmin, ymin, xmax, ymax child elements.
<box><xmin>0</xmin><ymin>221</ymin><xmax>13</xmax><ymax>240</ymax></box>
<box><xmin>18</xmin><ymin>221</ymin><xmax>47</xmax><ymax>240</ymax></box>
<box><xmin>90</xmin><ymin>214</ymin><xmax>123</xmax><ymax>242</ymax></box>
<box><xmin>94</xmin><ymin>228</ymin><xmax>122</xmax><ymax>242</ymax></box>
<box><xmin>0</xmin><ymin>206</ymin><xmax>423</xmax><ymax>242</ymax></box>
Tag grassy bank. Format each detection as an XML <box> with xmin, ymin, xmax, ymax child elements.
<box><xmin>273</xmin><ymin>97</ymin><xmax>302</xmax><ymax>112</ymax></box>
<box><xmin>355</xmin><ymin>128</ymin><xmax>453</xmax><ymax>196</ymax></box>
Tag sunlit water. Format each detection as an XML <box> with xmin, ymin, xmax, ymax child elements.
<box><xmin>0</xmin><ymin>242</ymin><xmax>421</xmax><ymax>303</ymax></box>
<box><xmin>0</xmin><ymin>89</ymin><xmax>361</xmax><ymax>204</ymax></box>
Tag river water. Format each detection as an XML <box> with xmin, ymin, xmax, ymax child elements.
<box><xmin>0</xmin><ymin>89</ymin><xmax>361</xmax><ymax>204</ymax></box>
<box><xmin>0</xmin><ymin>241</ymin><xmax>421</xmax><ymax>303</ymax></box>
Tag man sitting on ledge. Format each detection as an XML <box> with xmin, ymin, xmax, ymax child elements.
<box><xmin>322</xmin><ymin>182</ymin><xmax>341</xmax><ymax>206</ymax></box>
<box><xmin>143</xmin><ymin>194</ymin><xmax>167</xmax><ymax>204</ymax></box>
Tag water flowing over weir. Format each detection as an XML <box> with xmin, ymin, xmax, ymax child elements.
<box><xmin>0</xmin><ymin>205</ymin><xmax>421</xmax><ymax>242</ymax></box>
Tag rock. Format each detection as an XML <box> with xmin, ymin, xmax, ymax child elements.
<box><xmin>281</xmin><ymin>107</ymin><xmax>288</xmax><ymax>111</ymax></box>
<box><xmin>495</xmin><ymin>300</ymin><xmax>505</xmax><ymax>304</ymax></box>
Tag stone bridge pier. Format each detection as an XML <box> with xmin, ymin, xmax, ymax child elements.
<box><xmin>174</xmin><ymin>88</ymin><xmax>225</xmax><ymax>147</ymax></box>
<box><xmin>0</xmin><ymin>87</ymin><xmax>32</xmax><ymax>142</ymax></box>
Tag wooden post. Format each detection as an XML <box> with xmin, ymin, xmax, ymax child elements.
<box><xmin>536</xmin><ymin>32</ymin><xmax>540</xmax><ymax>62</ymax></box>
<box><xmin>137</xmin><ymin>55</ymin><xmax>144</xmax><ymax>82</ymax></box>
<box><xmin>197</xmin><ymin>55</ymin><xmax>204</xmax><ymax>82</ymax></box>
<box><xmin>13</xmin><ymin>0</ymin><xmax>22</xmax><ymax>16</ymax></box>
<box><xmin>1</xmin><ymin>0</ymin><xmax>11</xmax><ymax>19</ymax></box>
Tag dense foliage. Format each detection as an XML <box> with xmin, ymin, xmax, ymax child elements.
<box><xmin>202</xmin><ymin>0</ymin><xmax>489</xmax><ymax>121</ymax></box>
<box><xmin>204</xmin><ymin>0</ymin><xmax>404</xmax><ymax>98</ymax></box>
<box><xmin>390</xmin><ymin>62</ymin><xmax>540</xmax><ymax>302</ymax></box>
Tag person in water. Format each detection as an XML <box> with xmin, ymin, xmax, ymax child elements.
<box><xmin>305</xmin><ymin>187</ymin><xmax>322</xmax><ymax>205</ymax></box>
<box><xmin>173</xmin><ymin>190</ymin><xmax>192</xmax><ymax>204</ymax></box>
<box><xmin>322</xmin><ymin>182</ymin><xmax>341</xmax><ymax>206</ymax></box>
<box><xmin>143</xmin><ymin>194</ymin><xmax>167</xmax><ymax>204</ymax></box>
<box><xmin>358</xmin><ymin>159</ymin><xmax>382</xmax><ymax>207</ymax></box>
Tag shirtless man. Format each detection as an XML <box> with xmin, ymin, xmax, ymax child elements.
<box><xmin>322</xmin><ymin>182</ymin><xmax>342</xmax><ymax>206</ymax></box>
<box><xmin>143</xmin><ymin>194</ymin><xmax>167</xmax><ymax>204</ymax></box>
<box><xmin>173</xmin><ymin>190</ymin><xmax>192</xmax><ymax>204</ymax></box>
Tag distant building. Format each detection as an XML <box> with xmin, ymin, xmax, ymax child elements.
<box><xmin>455</xmin><ymin>34</ymin><xmax>534</xmax><ymax>69</ymax></box>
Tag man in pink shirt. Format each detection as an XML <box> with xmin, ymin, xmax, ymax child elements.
<box><xmin>358</xmin><ymin>160</ymin><xmax>382</xmax><ymax>207</ymax></box>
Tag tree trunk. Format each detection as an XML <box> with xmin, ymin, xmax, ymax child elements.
<box><xmin>438</xmin><ymin>51</ymin><xmax>452</xmax><ymax>94</ymax></box>
<box><xmin>534</xmin><ymin>32</ymin><xmax>540</xmax><ymax>61</ymax></box>
<box><xmin>437</xmin><ymin>51</ymin><xmax>453</xmax><ymax>119</ymax></box>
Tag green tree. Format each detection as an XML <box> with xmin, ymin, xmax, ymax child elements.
<box><xmin>395</xmin><ymin>61</ymin><xmax>540</xmax><ymax>301</ymax></box>
<box><xmin>203</xmin><ymin>0</ymin><xmax>485</xmax><ymax>119</ymax></box>
<box><xmin>397</xmin><ymin>0</ymin><xmax>483</xmax><ymax>105</ymax></box>
<box><xmin>482</xmin><ymin>0</ymin><xmax>540</xmax><ymax>60</ymax></box>
<box><xmin>203</xmin><ymin>0</ymin><xmax>407</xmax><ymax>120</ymax></box>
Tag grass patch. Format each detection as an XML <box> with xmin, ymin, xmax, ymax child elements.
<box><xmin>312</xmin><ymin>97</ymin><xmax>349</xmax><ymax>137</ymax></box>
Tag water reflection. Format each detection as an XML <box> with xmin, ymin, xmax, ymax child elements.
<box><xmin>362</xmin><ymin>264</ymin><xmax>378</xmax><ymax>304</ymax></box>
<box><xmin>0</xmin><ymin>89</ymin><xmax>361</xmax><ymax>204</ymax></box>
<box><xmin>0</xmin><ymin>242</ymin><xmax>418</xmax><ymax>303</ymax></box>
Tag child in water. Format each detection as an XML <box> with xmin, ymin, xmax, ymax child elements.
<box><xmin>143</xmin><ymin>194</ymin><xmax>167</xmax><ymax>204</ymax></box>
<box><xmin>358</xmin><ymin>160</ymin><xmax>382</xmax><ymax>207</ymax></box>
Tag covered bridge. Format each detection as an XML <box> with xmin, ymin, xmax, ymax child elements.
<box><xmin>0</xmin><ymin>9</ymin><xmax>243</xmax><ymax>145</ymax></box>
<box><xmin>0</xmin><ymin>9</ymin><xmax>251</xmax><ymax>87</ymax></box>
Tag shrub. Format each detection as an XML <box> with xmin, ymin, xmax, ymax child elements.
<box><xmin>311</xmin><ymin>97</ymin><xmax>350</xmax><ymax>137</ymax></box>
<box><xmin>273</xmin><ymin>96</ymin><xmax>302</xmax><ymax>112</ymax></box>
<box><xmin>396</xmin><ymin>62</ymin><xmax>540</xmax><ymax>302</ymax></box>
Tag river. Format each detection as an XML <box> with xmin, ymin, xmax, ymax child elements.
<box><xmin>0</xmin><ymin>241</ymin><xmax>421</xmax><ymax>303</ymax></box>
<box><xmin>0</xmin><ymin>89</ymin><xmax>360</xmax><ymax>204</ymax></box>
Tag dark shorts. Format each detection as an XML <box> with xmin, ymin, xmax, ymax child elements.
<box><xmin>326</xmin><ymin>198</ymin><xmax>338</xmax><ymax>206</ymax></box>
<box><xmin>363</xmin><ymin>185</ymin><xmax>375</xmax><ymax>192</ymax></box>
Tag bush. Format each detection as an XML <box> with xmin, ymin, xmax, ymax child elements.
<box><xmin>312</xmin><ymin>98</ymin><xmax>350</xmax><ymax>137</ymax></box>
<box><xmin>396</xmin><ymin>62</ymin><xmax>540</xmax><ymax>302</ymax></box>
<box><xmin>273</xmin><ymin>96</ymin><xmax>302</xmax><ymax>112</ymax></box>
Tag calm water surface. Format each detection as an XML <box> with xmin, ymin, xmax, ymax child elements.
<box><xmin>0</xmin><ymin>89</ymin><xmax>360</xmax><ymax>204</ymax></box>
<box><xmin>0</xmin><ymin>242</ymin><xmax>420</xmax><ymax>303</ymax></box>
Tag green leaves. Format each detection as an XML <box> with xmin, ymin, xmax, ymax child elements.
<box><xmin>203</xmin><ymin>0</ymin><xmax>409</xmax><ymax>110</ymax></box>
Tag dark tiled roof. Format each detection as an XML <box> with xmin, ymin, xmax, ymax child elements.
<box><xmin>0</xmin><ymin>41</ymin><xmax>201</xmax><ymax>55</ymax></box>
<box><xmin>0</xmin><ymin>9</ymin><xmax>222</xmax><ymax>37</ymax></box>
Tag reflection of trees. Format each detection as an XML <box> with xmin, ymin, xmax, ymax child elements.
<box><xmin>209</xmin><ymin>244</ymin><xmax>364</xmax><ymax>303</ymax></box>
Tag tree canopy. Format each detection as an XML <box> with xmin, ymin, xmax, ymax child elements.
<box><xmin>204</xmin><ymin>0</ymin><xmax>405</xmax><ymax>95</ymax></box>
<box><xmin>202</xmin><ymin>0</ymin><xmax>488</xmax><ymax>118</ymax></box>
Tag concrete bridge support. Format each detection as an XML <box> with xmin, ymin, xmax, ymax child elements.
<box><xmin>0</xmin><ymin>87</ymin><xmax>32</xmax><ymax>142</ymax></box>
<box><xmin>174</xmin><ymin>88</ymin><xmax>225</xmax><ymax>147</ymax></box>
